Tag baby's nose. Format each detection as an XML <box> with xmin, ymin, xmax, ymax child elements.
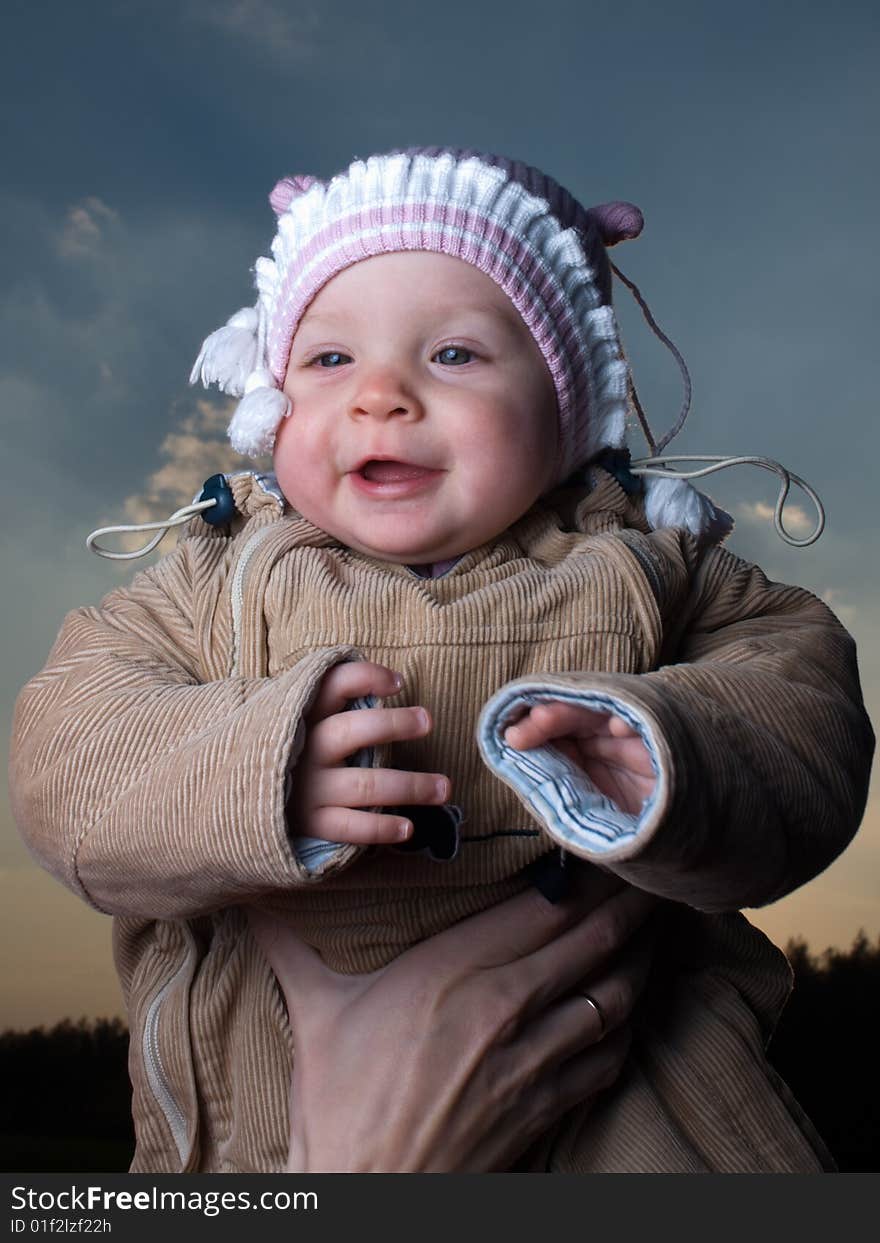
<box><xmin>350</xmin><ymin>368</ymin><xmax>424</xmax><ymax>420</ymax></box>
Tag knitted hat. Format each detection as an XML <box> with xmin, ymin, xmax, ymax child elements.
<box><xmin>190</xmin><ymin>147</ymin><xmax>731</xmax><ymax>539</ymax></box>
<box><xmin>191</xmin><ymin>148</ymin><xmax>645</xmax><ymax>480</ymax></box>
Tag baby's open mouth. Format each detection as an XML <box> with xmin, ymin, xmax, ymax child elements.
<box><xmin>359</xmin><ymin>460</ymin><xmax>436</xmax><ymax>482</ymax></box>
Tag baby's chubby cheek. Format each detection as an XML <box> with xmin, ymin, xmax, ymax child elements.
<box><xmin>270</xmin><ymin>416</ymin><xmax>350</xmax><ymax>540</ymax></box>
<box><xmin>271</xmin><ymin>413</ymin><xmax>306</xmax><ymax>505</ymax></box>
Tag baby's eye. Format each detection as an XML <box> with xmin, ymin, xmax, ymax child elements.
<box><xmin>312</xmin><ymin>351</ymin><xmax>352</xmax><ymax>368</ymax></box>
<box><xmin>434</xmin><ymin>346</ymin><xmax>474</xmax><ymax>366</ymax></box>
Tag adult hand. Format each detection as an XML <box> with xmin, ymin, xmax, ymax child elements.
<box><xmin>247</xmin><ymin>869</ymin><xmax>657</xmax><ymax>1172</ymax></box>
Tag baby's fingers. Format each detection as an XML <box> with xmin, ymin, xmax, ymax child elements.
<box><xmin>504</xmin><ymin>702</ymin><xmax>636</xmax><ymax>749</ymax></box>
<box><xmin>606</xmin><ymin>713</ymin><xmax>639</xmax><ymax>738</ymax></box>
<box><xmin>308</xmin><ymin>660</ymin><xmax>402</xmax><ymax>725</ymax></box>
<box><xmin>310</xmin><ymin>703</ymin><xmax>431</xmax><ymax>766</ymax></box>
<box><xmin>582</xmin><ymin>733</ymin><xmax>656</xmax><ymax>776</ymax></box>
<box><xmin>304</xmin><ymin>805</ymin><xmax>416</xmax><ymax>844</ymax></box>
<box><xmin>315</xmin><ymin>765</ymin><xmax>451</xmax><ymax>813</ymax></box>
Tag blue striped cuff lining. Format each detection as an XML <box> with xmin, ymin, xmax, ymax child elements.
<box><xmin>477</xmin><ymin>684</ymin><xmax>663</xmax><ymax>857</ymax></box>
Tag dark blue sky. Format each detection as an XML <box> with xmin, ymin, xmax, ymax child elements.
<box><xmin>2</xmin><ymin>0</ymin><xmax>877</xmax><ymax>1024</ymax></box>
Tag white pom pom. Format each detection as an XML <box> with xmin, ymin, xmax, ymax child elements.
<box><xmin>227</xmin><ymin>307</ymin><xmax>258</xmax><ymax>331</ymax></box>
<box><xmin>244</xmin><ymin>366</ymin><xmax>277</xmax><ymax>395</ymax></box>
<box><xmin>189</xmin><ymin>306</ymin><xmax>260</xmax><ymax>395</ymax></box>
<box><xmin>227</xmin><ymin>385</ymin><xmax>290</xmax><ymax>456</ymax></box>
<box><xmin>643</xmin><ymin>475</ymin><xmax>734</xmax><ymax>544</ymax></box>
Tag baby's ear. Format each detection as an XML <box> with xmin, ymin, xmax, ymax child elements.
<box><xmin>269</xmin><ymin>174</ymin><xmax>323</xmax><ymax>216</ymax></box>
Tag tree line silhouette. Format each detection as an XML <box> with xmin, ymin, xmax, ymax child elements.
<box><xmin>3</xmin><ymin>932</ymin><xmax>878</xmax><ymax>1172</ymax></box>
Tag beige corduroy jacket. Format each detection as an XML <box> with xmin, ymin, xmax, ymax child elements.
<box><xmin>9</xmin><ymin>467</ymin><xmax>874</xmax><ymax>1173</ymax></box>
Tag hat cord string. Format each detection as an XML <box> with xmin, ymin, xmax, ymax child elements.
<box><xmin>610</xmin><ymin>259</ymin><xmax>692</xmax><ymax>456</ymax></box>
<box><xmin>610</xmin><ymin>261</ymin><xmax>825</xmax><ymax>547</ymax></box>
<box><xmin>87</xmin><ymin>262</ymin><xmax>824</xmax><ymax>559</ymax></box>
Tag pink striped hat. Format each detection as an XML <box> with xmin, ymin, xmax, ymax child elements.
<box><xmin>190</xmin><ymin>148</ymin><xmax>645</xmax><ymax>488</ymax></box>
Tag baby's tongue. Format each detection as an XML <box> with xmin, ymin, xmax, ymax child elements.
<box><xmin>362</xmin><ymin>460</ymin><xmax>430</xmax><ymax>482</ymax></box>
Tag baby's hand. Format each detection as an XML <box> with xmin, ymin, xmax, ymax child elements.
<box><xmin>288</xmin><ymin>661</ymin><xmax>451</xmax><ymax>845</ymax></box>
<box><xmin>503</xmin><ymin>702</ymin><xmax>656</xmax><ymax>817</ymax></box>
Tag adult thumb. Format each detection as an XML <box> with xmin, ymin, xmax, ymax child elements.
<box><xmin>245</xmin><ymin>905</ymin><xmax>329</xmax><ymax>993</ymax></box>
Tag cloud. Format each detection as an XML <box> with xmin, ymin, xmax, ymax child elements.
<box><xmin>0</xmin><ymin>186</ymin><xmax>259</xmax><ymax>498</ymax></box>
<box><xmin>819</xmin><ymin>587</ymin><xmax>857</xmax><ymax>626</ymax></box>
<box><xmin>736</xmin><ymin>498</ymin><xmax>814</xmax><ymax>536</ymax></box>
<box><xmin>181</xmin><ymin>0</ymin><xmax>322</xmax><ymax>61</ymax></box>
<box><xmin>56</xmin><ymin>197</ymin><xmax>120</xmax><ymax>259</ymax></box>
<box><xmin>112</xmin><ymin>397</ymin><xmax>259</xmax><ymax>555</ymax></box>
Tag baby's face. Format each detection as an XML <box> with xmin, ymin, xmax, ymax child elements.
<box><xmin>273</xmin><ymin>252</ymin><xmax>558</xmax><ymax>564</ymax></box>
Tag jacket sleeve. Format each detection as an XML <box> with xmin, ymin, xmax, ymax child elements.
<box><xmin>8</xmin><ymin>535</ymin><xmax>365</xmax><ymax>920</ymax></box>
<box><xmin>477</xmin><ymin>542</ymin><xmax>875</xmax><ymax>912</ymax></box>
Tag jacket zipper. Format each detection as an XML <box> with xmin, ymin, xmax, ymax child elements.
<box><xmin>140</xmin><ymin>513</ymin><xmax>281</xmax><ymax>1170</ymax></box>
<box><xmin>231</xmin><ymin>524</ymin><xmax>279</xmax><ymax>676</ymax></box>
<box><xmin>142</xmin><ymin>955</ymin><xmax>192</xmax><ymax>1166</ymax></box>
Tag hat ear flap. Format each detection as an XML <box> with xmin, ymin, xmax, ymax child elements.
<box><xmin>269</xmin><ymin>174</ymin><xmax>323</xmax><ymax>217</ymax></box>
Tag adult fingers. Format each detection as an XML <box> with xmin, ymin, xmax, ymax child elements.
<box><xmin>309</xmin><ymin>764</ymin><xmax>450</xmax><ymax>811</ymax></box>
<box><xmin>575</xmin><ymin>929</ymin><xmax>655</xmax><ymax>1037</ymax></box>
<box><xmin>528</xmin><ymin>1025</ymin><xmax>633</xmax><ymax>1148</ymax></box>
<box><xmin>496</xmin><ymin>981</ymin><xmax>613</xmax><ymax>1078</ymax></box>
<box><xmin>468</xmin><ymin>1026</ymin><xmax>634</xmax><ymax>1173</ymax></box>
<box><xmin>307</xmin><ymin>660</ymin><xmax>402</xmax><ymax>725</ymax></box>
<box><xmin>307</xmin><ymin>703</ymin><xmax>432</xmax><ymax>766</ymax></box>
<box><xmin>396</xmin><ymin>863</ymin><xmax>623</xmax><ymax>977</ymax></box>
<box><xmin>497</xmin><ymin>885</ymin><xmax>659</xmax><ymax>1019</ymax></box>
<box><xmin>507</xmin><ymin>928</ymin><xmax>653</xmax><ymax>1069</ymax></box>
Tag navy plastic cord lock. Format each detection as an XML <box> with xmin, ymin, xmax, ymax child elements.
<box><xmin>198</xmin><ymin>474</ymin><xmax>238</xmax><ymax>526</ymax></box>
<box><xmin>593</xmin><ymin>448</ymin><xmax>644</xmax><ymax>496</ymax></box>
<box><xmin>391</xmin><ymin>803</ymin><xmax>461</xmax><ymax>862</ymax></box>
<box><xmin>526</xmin><ymin>851</ymin><xmax>572</xmax><ymax>904</ymax></box>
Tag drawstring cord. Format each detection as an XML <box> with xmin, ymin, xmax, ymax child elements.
<box><xmin>611</xmin><ymin>261</ymin><xmax>825</xmax><ymax>547</ymax></box>
<box><xmin>86</xmin><ymin>473</ymin><xmax>237</xmax><ymax>560</ymax></box>
<box><xmin>610</xmin><ymin>259</ymin><xmax>692</xmax><ymax>456</ymax></box>
<box><xmin>86</xmin><ymin>498</ymin><xmax>217</xmax><ymax>560</ymax></box>
<box><xmin>629</xmin><ymin>454</ymin><xmax>825</xmax><ymax>547</ymax></box>
<box><xmin>86</xmin><ymin>271</ymin><xmax>825</xmax><ymax>560</ymax></box>
<box><xmin>86</xmin><ymin>456</ymin><xmax>825</xmax><ymax>560</ymax></box>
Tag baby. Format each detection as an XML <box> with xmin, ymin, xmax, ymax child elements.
<box><xmin>10</xmin><ymin>149</ymin><xmax>874</xmax><ymax>1174</ymax></box>
<box><xmin>271</xmin><ymin>244</ymin><xmax>657</xmax><ymax>858</ymax></box>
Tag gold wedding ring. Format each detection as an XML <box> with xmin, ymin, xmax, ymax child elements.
<box><xmin>580</xmin><ymin>992</ymin><xmax>606</xmax><ymax>1040</ymax></box>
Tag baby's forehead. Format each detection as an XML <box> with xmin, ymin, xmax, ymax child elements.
<box><xmin>298</xmin><ymin>251</ymin><xmax>523</xmax><ymax>330</ymax></box>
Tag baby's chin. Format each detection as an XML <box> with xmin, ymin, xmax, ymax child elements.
<box><xmin>343</xmin><ymin>537</ymin><xmax>471</xmax><ymax>565</ymax></box>
<box><xmin>335</xmin><ymin>520</ymin><xmax>484</xmax><ymax>564</ymax></box>
<box><xmin>338</xmin><ymin>517</ymin><xmax>508</xmax><ymax>564</ymax></box>
<box><xmin>281</xmin><ymin>494</ymin><xmax>490</xmax><ymax>563</ymax></box>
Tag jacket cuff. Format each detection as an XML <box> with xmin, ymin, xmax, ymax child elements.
<box><xmin>71</xmin><ymin>646</ymin><xmax>371</xmax><ymax>915</ymax></box>
<box><xmin>477</xmin><ymin>673</ymin><xmax>673</xmax><ymax>863</ymax></box>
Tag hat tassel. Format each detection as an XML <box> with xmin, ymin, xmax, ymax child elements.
<box><xmin>189</xmin><ymin>306</ymin><xmax>260</xmax><ymax>396</ymax></box>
